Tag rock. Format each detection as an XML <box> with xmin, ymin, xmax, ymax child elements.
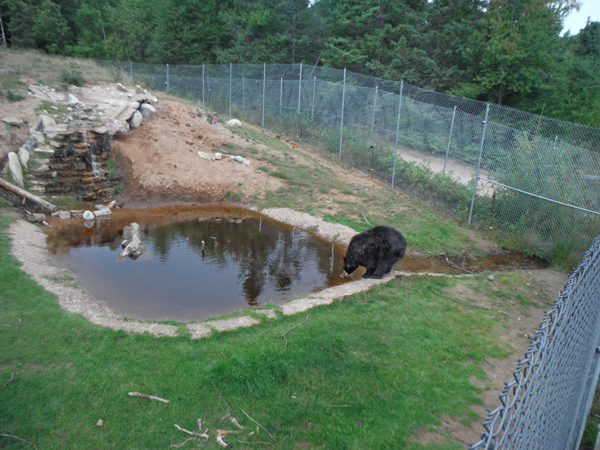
<box><xmin>487</xmin><ymin>274</ymin><xmax>494</xmax><ymax>281</ymax></box>
<box><xmin>34</xmin><ymin>145</ymin><xmax>55</xmax><ymax>155</ymax></box>
<box><xmin>51</xmin><ymin>211</ymin><xmax>71</xmax><ymax>220</ymax></box>
<box><xmin>8</xmin><ymin>152</ymin><xmax>24</xmax><ymax>187</ymax></box>
<box><xmin>226</xmin><ymin>119</ymin><xmax>242</xmax><ymax>128</ymax></box>
<box><xmin>94</xmin><ymin>207</ymin><xmax>112</xmax><ymax>217</ymax></box>
<box><xmin>116</xmin><ymin>83</ymin><xmax>128</xmax><ymax>92</ymax></box>
<box><xmin>2</xmin><ymin>117</ymin><xmax>24</xmax><ymax>127</ymax></box>
<box><xmin>139</xmin><ymin>103</ymin><xmax>156</xmax><ymax>118</ymax></box>
<box><xmin>67</xmin><ymin>94</ymin><xmax>80</xmax><ymax>105</ymax></box>
<box><xmin>135</xmin><ymin>85</ymin><xmax>147</xmax><ymax>94</ymax></box>
<box><xmin>129</xmin><ymin>101</ymin><xmax>140</xmax><ymax>110</ymax></box>
<box><xmin>18</xmin><ymin>147</ymin><xmax>30</xmax><ymax>169</ymax></box>
<box><xmin>29</xmin><ymin>131</ymin><xmax>45</xmax><ymax>146</ymax></box>
<box><xmin>214</xmin><ymin>152</ymin><xmax>222</xmax><ymax>160</ymax></box>
<box><xmin>35</xmin><ymin>115</ymin><xmax>57</xmax><ymax>134</ymax></box>
<box><xmin>82</xmin><ymin>210</ymin><xmax>95</xmax><ymax>221</ymax></box>
<box><xmin>119</xmin><ymin>222</ymin><xmax>146</xmax><ymax>260</ymax></box>
<box><xmin>198</xmin><ymin>151</ymin><xmax>216</xmax><ymax>161</ymax></box>
<box><xmin>83</xmin><ymin>220</ymin><xmax>95</xmax><ymax>228</ymax></box>
<box><xmin>128</xmin><ymin>110</ymin><xmax>143</xmax><ymax>128</ymax></box>
<box><xmin>70</xmin><ymin>210</ymin><xmax>84</xmax><ymax>218</ymax></box>
<box><xmin>96</xmin><ymin>120</ymin><xmax>129</xmax><ymax>136</ymax></box>
<box><xmin>27</xmin><ymin>214</ymin><xmax>46</xmax><ymax>223</ymax></box>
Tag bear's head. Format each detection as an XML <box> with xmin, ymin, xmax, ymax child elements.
<box><xmin>343</xmin><ymin>255</ymin><xmax>359</xmax><ymax>274</ymax></box>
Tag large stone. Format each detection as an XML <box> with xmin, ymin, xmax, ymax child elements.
<box><xmin>35</xmin><ymin>115</ymin><xmax>57</xmax><ymax>134</ymax></box>
<box><xmin>27</xmin><ymin>213</ymin><xmax>47</xmax><ymax>223</ymax></box>
<box><xmin>51</xmin><ymin>211</ymin><xmax>71</xmax><ymax>220</ymax></box>
<box><xmin>8</xmin><ymin>152</ymin><xmax>24</xmax><ymax>187</ymax></box>
<box><xmin>129</xmin><ymin>101</ymin><xmax>140</xmax><ymax>110</ymax></box>
<box><xmin>116</xmin><ymin>83</ymin><xmax>128</xmax><ymax>93</ymax></box>
<box><xmin>226</xmin><ymin>119</ymin><xmax>242</xmax><ymax>128</ymax></box>
<box><xmin>139</xmin><ymin>103</ymin><xmax>156</xmax><ymax>118</ymax></box>
<box><xmin>119</xmin><ymin>222</ymin><xmax>146</xmax><ymax>260</ymax></box>
<box><xmin>116</xmin><ymin>106</ymin><xmax>137</xmax><ymax>122</ymax></box>
<box><xmin>2</xmin><ymin>117</ymin><xmax>24</xmax><ymax>127</ymax></box>
<box><xmin>128</xmin><ymin>110</ymin><xmax>143</xmax><ymax>128</ymax></box>
<box><xmin>67</xmin><ymin>94</ymin><xmax>80</xmax><ymax>105</ymax></box>
<box><xmin>82</xmin><ymin>210</ymin><xmax>95</xmax><ymax>220</ymax></box>
<box><xmin>94</xmin><ymin>207</ymin><xmax>112</xmax><ymax>217</ymax></box>
<box><xmin>18</xmin><ymin>147</ymin><xmax>30</xmax><ymax>169</ymax></box>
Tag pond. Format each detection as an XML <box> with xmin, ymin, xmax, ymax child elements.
<box><xmin>47</xmin><ymin>205</ymin><xmax>350</xmax><ymax>322</ymax></box>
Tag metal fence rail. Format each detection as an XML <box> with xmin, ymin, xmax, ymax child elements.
<box><xmin>468</xmin><ymin>233</ymin><xmax>600</xmax><ymax>450</ymax></box>
<box><xmin>98</xmin><ymin>61</ymin><xmax>600</xmax><ymax>262</ymax></box>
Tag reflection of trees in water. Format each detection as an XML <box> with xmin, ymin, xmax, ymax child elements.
<box><xmin>144</xmin><ymin>217</ymin><xmax>333</xmax><ymax>305</ymax></box>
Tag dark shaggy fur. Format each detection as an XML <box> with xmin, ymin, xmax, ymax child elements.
<box><xmin>343</xmin><ymin>226</ymin><xmax>407</xmax><ymax>279</ymax></box>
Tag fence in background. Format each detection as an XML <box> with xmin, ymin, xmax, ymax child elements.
<box><xmin>91</xmin><ymin>60</ymin><xmax>600</xmax><ymax>449</ymax></box>
<box><xmin>469</xmin><ymin>234</ymin><xmax>600</xmax><ymax>450</ymax></box>
<box><xmin>95</xmin><ymin>61</ymin><xmax>600</xmax><ymax>263</ymax></box>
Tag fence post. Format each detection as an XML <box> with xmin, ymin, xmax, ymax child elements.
<box><xmin>543</xmin><ymin>136</ymin><xmax>559</xmax><ymax>196</ymax></box>
<box><xmin>262</xmin><ymin>63</ymin><xmax>266</xmax><ymax>128</ymax></box>
<box><xmin>166</xmin><ymin>63</ymin><xmax>169</xmax><ymax>92</ymax></box>
<box><xmin>297</xmin><ymin>62</ymin><xmax>303</xmax><ymax>138</ymax></box>
<box><xmin>468</xmin><ymin>103</ymin><xmax>490</xmax><ymax>225</ymax></box>
<box><xmin>369</xmin><ymin>85</ymin><xmax>378</xmax><ymax>144</ymax></box>
<box><xmin>443</xmin><ymin>106</ymin><xmax>457</xmax><ymax>175</ymax></box>
<box><xmin>338</xmin><ymin>68</ymin><xmax>347</xmax><ymax>162</ymax></box>
<box><xmin>312</xmin><ymin>77</ymin><xmax>316</xmax><ymax>119</ymax></box>
<box><xmin>242</xmin><ymin>76</ymin><xmax>245</xmax><ymax>113</ymax></box>
<box><xmin>279</xmin><ymin>78</ymin><xmax>283</xmax><ymax>123</ymax></box>
<box><xmin>229</xmin><ymin>62</ymin><xmax>232</xmax><ymax>118</ymax></box>
<box><xmin>202</xmin><ymin>64</ymin><xmax>205</xmax><ymax>107</ymax></box>
<box><xmin>130</xmin><ymin>61</ymin><xmax>132</xmax><ymax>79</ymax></box>
<box><xmin>391</xmin><ymin>80</ymin><xmax>404</xmax><ymax>188</ymax></box>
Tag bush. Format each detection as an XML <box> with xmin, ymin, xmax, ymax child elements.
<box><xmin>6</xmin><ymin>90</ymin><xmax>25</xmax><ymax>102</ymax></box>
<box><xmin>61</xmin><ymin>69</ymin><xmax>86</xmax><ymax>87</ymax></box>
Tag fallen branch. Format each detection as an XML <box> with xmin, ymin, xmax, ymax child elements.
<box><xmin>174</xmin><ymin>424</ymin><xmax>209</xmax><ymax>439</ymax></box>
<box><xmin>216</xmin><ymin>433</ymin><xmax>229</xmax><ymax>448</ymax></box>
<box><xmin>217</xmin><ymin>429</ymin><xmax>242</xmax><ymax>435</ymax></box>
<box><xmin>280</xmin><ymin>314</ymin><xmax>309</xmax><ymax>350</ymax></box>
<box><xmin>361</xmin><ymin>213</ymin><xmax>371</xmax><ymax>226</ymax></box>
<box><xmin>241</xmin><ymin>409</ymin><xmax>274</xmax><ymax>440</ymax></box>
<box><xmin>128</xmin><ymin>392</ymin><xmax>170</xmax><ymax>403</ymax></box>
<box><xmin>498</xmin><ymin>310</ymin><xmax>516</xmax><ymax>319</ymax></box>
<box><xmin>211</xmin><ymin>379</ymin><xmax>239</xmax><ymax>419</ymax></box>
<box><xmin>0</xmin><ymin>433</ymin><xmax>38</xmax><ymax>450</ymax></box>
<box><xmin>484</xmin><ymin>357</ymin><xmax>495</xmax><ymax>366</ymax></box>
<box><xmin>0</xmin><ymin>177</ymin><xmax>58</xmax><ymax>212</ymax></box>
<box><xmin>331</xmin><ymin>157</ymin><xmax>347</xmax><ymax>174</ymax></box>
<box><xmin>3</xmin><ymin>372</ymin><xmax>15</xmax><ymax>387</ymax></box>
<box><xmin>233</xmin><ymin>440</ymin><xmax>274</xmax><ymax>447</ymax></box>
<box><xmin>42</xmin><ymin>337</ymin><xmax>49</xmax><ymax>345</ymax></box>
<box><xmin>170</xmin><ymin>437</ymin><xmax>195</xmax><ymax>448</ymax></box>
<box><xmin>230</xmin><ymin>417</ymin><xmax>244</xmax><ymax>430</ymax></box>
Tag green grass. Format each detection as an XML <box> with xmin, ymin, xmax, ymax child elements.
<box><xmin>0</xmin><ymin>208</ymin><xmax>512</xmax><ymax>449</ymax></box>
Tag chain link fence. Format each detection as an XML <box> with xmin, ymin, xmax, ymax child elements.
<box><xmin>469</xmin><ymin>233</ymin><xmax>600</xmax><ymax>450</ymax></box>
<box><xmin>95</xmin><ymin>61</ymin><xmax>600</xmax><ymax>263</ymax></box>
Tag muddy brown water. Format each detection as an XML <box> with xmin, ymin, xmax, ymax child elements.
<box><xmin>45</xmin><ymin>205</ymin><xmax>547</xmax><ymax>322</ymax></box>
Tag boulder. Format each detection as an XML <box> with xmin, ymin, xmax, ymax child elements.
<box><xmin>18</xmin><ymin>147</ymin><xmax>30</xmax><ymax>169</ymax></box>
<box><xmin>2</xmin><ymin>117</ymin><xmax>24</xmax><ymax>127</ymax></box>
<box><xmin>139</xmin><ymin>103</ymin><xmax>156</xmax><ymax>118</ymax></box>
<box><xmin>226</xmin><ymin>119</ymin><xmax>242</xmax><ymax>128</ymax></box>
<box><xmin>119</xmin><ymin>222</ymin><xmax>146</xmax><ymax>260</ymax></box>
<box><xmin>8</xmin><ymin>152</ymin><xmax>24</xmax><ymax>187</ymax></box>
<box><xmin>128</xmin><ymin>110</ymin><xmax>143</xmax><ymax>128</ymax></box>
<box><xmin>135</xmin><ymin>85</ymin><xmax>147</xmax><ymax>94</ymax></box>
<box><xmin>67</xmin><ymin>94</ymin><xmax>80</xmax><ymax>105</ymax></box>
<box><xmin>35</xmin><ymin>115</ymin><xmax>57</xmax><ymax>134</ymax></box>
<box><xmin>129</xmin><ymin>101</ymin><xmax>140</xmax><ymax>110</ymax></box>
<box><xmin>82</xmin><ymin>210</ymin><xmax>95</xmax><ymax>221</ymax></box>
<box><xmin>27</xmin><ymin>213</ymin><xmax>47</xmax><ymax>223</ymax></box>
<box><xmin>51</xmin><ymin>211</ymin><xmax>71</xmax><ymax>220</ymax></box>
<box><xmin>116</xmin><ymin>83</ymin><xmax>128</xmax><ymax>93</ymax></box>
<box><xmin>94</xmin><ymin>207</ymin><xmax>112</xmax><ymax>217</ymax></box>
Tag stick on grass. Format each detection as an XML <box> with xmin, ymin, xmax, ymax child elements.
<box><xmin>241</xmin><ymin>409</ymin><xmax>274</xmax><ymax>440</ymax></box>
<box><xmin>280</xmin><ymin>314</ymin><xmax>309</xmax><ymax>350</ymax></box>
<box><xmin>128</xmin><ymin>392</ymin><xmax>170</xmax><ymax>403</ymax></box>
<box><xmin>0</xmin><ymin>433</ymin><xmax>38</xmax><ymax>450</ymax></box>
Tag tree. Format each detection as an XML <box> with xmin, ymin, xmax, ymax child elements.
<box><xmin>32</xmin><ymin>0</ymin><xmax>73</xmax><ymax>54</ymax></box>
<box><xmin>452</xmin><ymin>0</ymin><xmax>574</xmax><ymax>105</ymax></box>
<box><xmin>5</xmin><ymin>0</ymin><xmax>37</xmax><ymax>48</ymax></box>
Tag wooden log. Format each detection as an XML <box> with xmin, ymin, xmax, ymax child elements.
<box><xmin>0</xmin><ymin>177</ymin><xmax>57</xmax><ymax>212</ymax></box>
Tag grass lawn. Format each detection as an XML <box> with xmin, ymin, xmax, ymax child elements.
<box><xmin>0</xmin><ymin>207</ymin><xmax>513</xmax><ymax>449</ymax></box>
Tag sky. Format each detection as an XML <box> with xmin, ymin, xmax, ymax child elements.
<box><xmin>561</xmin><ymin>0</ymin><xmax>600</xmax><ymax>35</ymax></box>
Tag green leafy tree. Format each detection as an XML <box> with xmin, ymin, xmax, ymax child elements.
<box><xmin>73</xmin><ymin>0</ymin><xmax>117</xmax><ymax>58</ymax></box>
<box><xmin>5</xmin><ymin>0</ymin><xmax>37</xmax><ymax>48</ymax></box>
<box><xmin>32</xmin><ymin>0</ymin><xmax>73</xmax><ymax>54</ymax></box>
<box><xmin>452</xmin><ymin>0</ymin><xmax>573</xmax><ymax>105</ymax></box>
<box><xmin>150</xmin><ymin>0</ymin><xmax>230</xmax><ymax>64</ymax></box>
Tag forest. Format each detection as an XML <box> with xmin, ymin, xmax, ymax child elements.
<box><xmin>0</xmin><ymin>0</ymin><xmax>599</xmax><ymax>128</ymax></box>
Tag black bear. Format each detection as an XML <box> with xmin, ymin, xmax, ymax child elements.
<box><xmin>343</xmin><ymin>226</ymin><xmax>407</xmax><ymax>279</ymax></box>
